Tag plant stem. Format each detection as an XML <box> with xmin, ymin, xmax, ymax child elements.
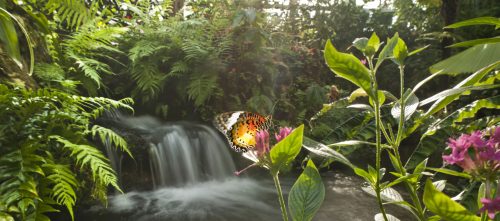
<box><xmin>369</xmin><ymin>58</ymin><xmax>389</xmax><ymax>221</ymax></box>
<box><xmin>272</xmin><ymin>173</ymin><xmax>289</xmax><ymax>221</ymax></box>
<box><xmin>393</xmin><ymin>65</ymin><xmax>426</xmax><ymax>220</ymax></box>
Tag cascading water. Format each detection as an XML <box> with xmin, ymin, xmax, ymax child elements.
<box><xmin>147</xmin><ymin>124</ymin><xmax>236</xmax><ymax>188</ymax></box>
<box><xmin>88</xmin><ymin>116</ymin><xmax>280</xmax><ymax>221</ymax></box>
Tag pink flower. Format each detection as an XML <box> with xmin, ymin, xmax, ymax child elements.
<box><xmin>275</xmin><ymin>127</ymin><xmax>293</xmax><ymax>142</ymax></box>
<box><xmin>468</xmin><ymin>131</ymin><xmax>487</xmax><ymax>149</ymax></box>
<box><xmin>480</xmin><ymin>197</ymin><xmax>500</xmax><ymax>219</ymax></box>
<box><xmin>443</xmin><ymin>127</ymin><xmax>500</xmax><ymax>174</ymax></box>
<box><xmin>256</xmin><ymin>130</ymin><xmax>270</xmax><ymax>156</ymax></box>
<box><xmin>360</xmin><ymin>59</ymin><xmax>367</xmax><ymax>65</ymax></box>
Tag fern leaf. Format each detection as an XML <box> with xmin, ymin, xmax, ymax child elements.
<box><xmin>90</xmin><ymin>125</ymin><xmax>132</xmax><ymax>158</ymax></box>
<box><xmin>50</xmin><ymin>136</ymin><xmax>122</xmax><ymax>194</ymax></box>
<box><xmin>45</xmin><ymin>0</ymin><xmax>91</xmax><ymax>29</ymax></box>
<box><xmin>187</xmin><ymin>75</ymin><xmax>218</xmax><ymax>106</ymax></box>
<box><xmin>43</xmin><ymin>164</ymin><xmax>77</xmax><ymax>220</ymax></box>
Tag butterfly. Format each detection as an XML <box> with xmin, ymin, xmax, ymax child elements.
<box><xmin>214</xmin><ymin>111</ymin><xmax>273</xmax><ymax>152</ymax></box>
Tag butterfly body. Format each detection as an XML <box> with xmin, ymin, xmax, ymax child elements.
<box><xmin>214</xmin><ymin>111</ymin><xmax>272</xmax><ymax>152</ymax></box>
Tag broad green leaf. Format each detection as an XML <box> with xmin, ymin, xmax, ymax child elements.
<box><xmin>375</xmin><ymin>213</ymin><xmax>400</xmax><ymax>221</ymax></box>
<box><xmin>445</xmin><ymin>17</ymin><xmax>500</xmax><ymax>29</ymax></box>
<box><xmin>302</xmin><ymin>137</ymin><xmax>354</xmax><ymax>169</ymax></box>
<box><xmin>375</xmin><ymin>33</ymin><xmax>399</xmax><ymax>69</ymax></box>
<box><xmin>324</xmin><ymin>40</ymin><xmax>373</xmax><ymax>97</ymax></box>
<box><xmin>430</xmin><ymin>43</ymin><xmax>500</xmax><ymax>76</ymax></box>
<box><xmin>348</xmin><ymin>88</ymin><xmax>368</xmax><ymax>103</ymax></box>
<box><xmin>288</xmin><ymin>160</ymin><xmax>325</xmax><ymax>221</ymax></box>
<box><xmin>270</xmin><ymin>125</ymin><xmax>304</xmax><ymax>174</ymax></box>
<box><xmin>392</xmin><ymin>38</ymin><xmax>408</xmax><ymax>65</ymax></box>
<box><xmin>426</xmin><ymin>168</ymin><xmax>472</xmax><ymax>179</ymax></box>
<box><xmin>352</xmin><ymin>37</ymin><xmax>369</xmax><ymax>52</ymax></box>
<box><xmin>423</xmin><ymin>179</ymin><xmax>480</xmax><ymax>221</ymax></box>
<box><xmin>0</xmin><ymin>10</ymin><xmax>22</xmax><ymax>67</ymax></box>
<box><xmin>448</xmin><ymin>37</ymin><xmax>500</xmax><ymax>48</ymax></box>
<box><xmin>425</xmin><ymin>61</ymin><xmax>500</xmax><ymax>117</ymax></box>
<box><xmin>366</xmin><ymin>32</ymin><xmax>381</xmax><ymax>56</ymax></box>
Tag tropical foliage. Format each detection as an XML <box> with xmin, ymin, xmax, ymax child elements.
<box><xmin>0</xmin><ymin>84</ymin><xmax>133</xmax><ymax>220</ymax></box>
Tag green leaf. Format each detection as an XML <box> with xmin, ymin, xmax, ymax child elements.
<box><xmin>448</xmin><ymin>37</ymin><xmax>500</xmax><ymax>48</ymax></box>
<box><xmin>411</xmin><ymin>158</ymin><xmax>428</xmax><ymax>183</ymax></box>
<box><xmin>324</xmin><ymin>40</ymin><xmax>372</xmax><ymax>98</ymax></box>
<box><xmin>425</xmin><ymin>61</ymin><xmax>500</xmax><ymax>117</ymax></box>
<box><xmin>0</xmin><ymin>10</ymin><xmax>21</xmax><ymax>68</ymax></box>
<box><xmin>392</xmin><ymin>38</ymin><xmax>408</xmax><ymax>65</ymax></box>
<box><xmin>426</xmin><ymin>168</ymin><xmax>472</xmax><ymax>179</ymax></box>
<box><xmin>445</xmin><ymin>17</ymin><xmax>500</xmax><ymax>29</ymax></box>
<box><xmin>430</xmin><ymin>43</ymin><xmax>500</xmax><ymax>76</ymax></box>
<box><xmin>352</xmin><ymin>37</ymin><xmax>369</xmax><ymax>52</ymax></box>
<box><xmin>375</xmin><ymin>33</ymin><xmax>399</xmax><ymax>69</ymax></box>
<box><xmin>423</xmin><ymin>179</ymin><xmax>480</xmax><ymax>221</ymax></box>
<box><xmin>270</xmin><ymin>125</ymin><xmax>304</xmax><ymax>174</ymax></box>
<box><xmin>408</xmin><ymin>44</ymin><xmax>430</xmax><ymax>56</ymax></box>
<box><xmin>302</xmin><ymin>137</ymin><xmax>354</xmax><ymax>169</ymax></box>
<box><xmin>366</xmin><ymin>32</ymin><xmax>381</xmax><ymax>56</ymax></box>
<box><xmin>288</xmin><ymin>160</ymin><xmax>325</xmax><ymax>221</ymax></box>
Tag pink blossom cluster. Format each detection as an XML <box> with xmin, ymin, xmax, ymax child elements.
<box><xmin>442</xmin><ymin>127</ymin><xmax>500</xmax><ymax>173</ymax></box>
<box><xmin>442</xmin><ymin>126</ymin><xmax>500</xmax><ymax>219</ymax></box>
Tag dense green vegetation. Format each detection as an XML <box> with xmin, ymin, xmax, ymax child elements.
<box><xmin>0</xmin><ymin>0</ymin><xmax>499</xmax><ymax>220</ymax></box>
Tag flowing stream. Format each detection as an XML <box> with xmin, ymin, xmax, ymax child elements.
<box><xmin>82</xmin><ymin>116</ymin><xmax>414</xmax><ymax>221</ymax></box>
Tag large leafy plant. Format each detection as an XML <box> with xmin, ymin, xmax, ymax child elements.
<box><xmin>0</xmin><ymin>84</ymin><xmax>133</xmax><ymax>221</ymax></box>
<box><xmin>305</xmin><ymin>30</ymin><xmax>499</xmax><ymax>221</ymax></box>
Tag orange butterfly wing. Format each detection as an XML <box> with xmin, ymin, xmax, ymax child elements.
<box><xmin>214</xmin><ymin>112</ymin><xmax>272</xmax><ymax>152</ymax></box>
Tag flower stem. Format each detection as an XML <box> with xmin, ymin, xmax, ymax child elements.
<box><xmin>272</xmin><ymin>173</ymin><xmax>289</xmax><ymax>221</ymax></box>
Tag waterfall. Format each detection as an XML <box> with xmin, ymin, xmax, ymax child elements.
<box><xmin>147</xmin><ymin>123</ymin><xmax>236</xmax><ymax>188</ymax></box>
<box><xmin>91</xmin><ymin>116</ymin><xmax>280</xmax><ymax>221</ymax></box>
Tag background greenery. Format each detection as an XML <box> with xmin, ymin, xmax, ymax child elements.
<box><xmin>0</xmin><ymin>0</ymin><xmax>499</xmax><ymax>220</ymax></box>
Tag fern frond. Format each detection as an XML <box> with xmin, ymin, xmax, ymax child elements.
<box><xmin>43</xmin><ymin>164</ymin><xmax>78</xmax><ymax>220</ymax></box>
<box><xmin>45</xmin><ymin>0</ymin><xmax>91</xmax><ymax>29</ymax></box>
<box><xmin>187</xmin><ymin>75</ymin><xmax>218</xmax><ymax>106</ymax></box>
<box><xmin>34</xmin><ymin>63</ymin><xmax>65</xmax><ymax>82</ymax></box>
<box><xmin>90</xmin><ymin>125</ymin><xmax>132</xmax><ymax>158</ymax></box>
<box><xmin>130</xmin><ymin>64</ymin><xmax>165</xmax><ymax>101</ymax></box>
<box><xmin>129</xmin><ymin>40</ymin><xmax>165</xmax><ymax>62</ymax></box>
<box><xmin>168</xmin><ymin>61</ymin><xmax>189</xmax><ymax>77</ymax></box>
<box><xmin>50</xmin><ymin>136</ymin><xmax>121</xmax><ymax>194</ymax></box>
